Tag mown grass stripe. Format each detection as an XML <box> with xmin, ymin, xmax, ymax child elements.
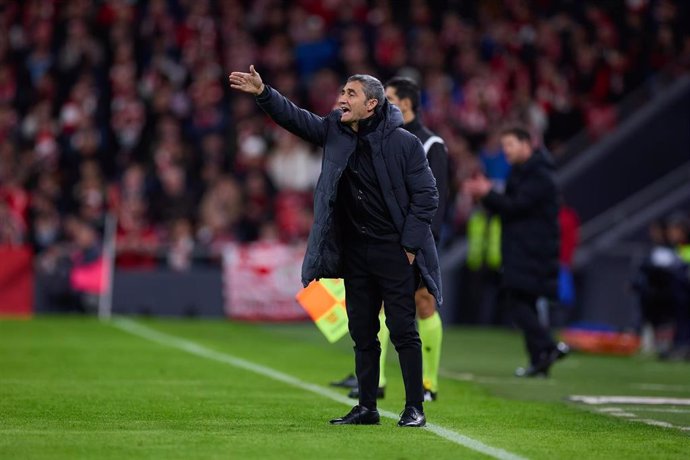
<box><xmin>112</xmin><ymin>317</ymin><xmax>527</xmax><ymax>460</ymax></box>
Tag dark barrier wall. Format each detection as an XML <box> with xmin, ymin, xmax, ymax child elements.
<box><xmin>35</xmin><ymin>268</ymin><xmax>225</xmax><ymax>317</ymax></box>
<box><xmin>556</xmin><ymin>77</ymin><xmax>690</xmax><ymax>330</ymax></box>
<box><xmin>575</xmin><ymin>252</ymin><xmax>642</xmax><ymax>330</ymax></box>
<box><xmin>112</xmin><ymin>269</ymin><xmax>225</xmax><ymax>317</ymax></box>
<box><xmin>557</xmin><ymin>77</ymin><xmax>690</xmax><ymax>223</ymax></box>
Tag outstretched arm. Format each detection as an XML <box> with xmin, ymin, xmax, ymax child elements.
<box><xmin>228</xmin><ymin>66</ymin><xmax>327</xmax><ymax>146</ymax></box>
<box><xmin>477</xmin><ymin>171</ymin><xmax>553</xmax><ymax>218</ymax></box>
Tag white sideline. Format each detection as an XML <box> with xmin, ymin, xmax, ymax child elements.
<box><xmin>621</xmin><ymin>408</ymin><xmax>690</xmax><ymax>414</ymax></box>
<box><xmin>112</xmin><ymin>317</ymin><xmax>526</xmax><ymax>460</ymax></box>
<box><xmin>630</xmin><ymin>383</ymin><xmax>690</xmax><ymax>392</ymax></box>
<box><xmin>595</xmin><ymin>408</ymin><xmax>690</xmax><ymax>432</ymax></box>
<box><xmin>569</xmin><ymin>395</ymin><xmax>690</xmax><ymax>406</ymax></box>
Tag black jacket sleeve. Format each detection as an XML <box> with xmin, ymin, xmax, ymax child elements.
<box><xmin>482</xmin><ymin>168</ymin><xmax>555</xmax><ymax>218</ymax></box>
<box><xmin>401</xmin><ymin>138</ymin><xmax>439</xmax><ymax>251</ymax></box>
<box><xmin>426</xmin><ymin>142</ymin><xmax>449</xmax><ymax>241</ymax></box>
<box><xmin>255</xmin><ymin>85</ymin><xmax>328</xmax><ymax>147</ymax></box>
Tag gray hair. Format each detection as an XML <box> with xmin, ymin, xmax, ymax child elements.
<box><xmin>347</xmin><ymin>74</ymin><xmax>385</xmax><ymax>106</ymax></box>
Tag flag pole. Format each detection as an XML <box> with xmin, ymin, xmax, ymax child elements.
<box><xmin>98</xmin><ymin>212</ymin><xmax>117</xmax><ymax>321</ymax></box>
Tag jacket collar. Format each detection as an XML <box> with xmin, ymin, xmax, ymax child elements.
<box><xmin>381</xmin><ymin>100</ymin><xmax>404</xmax><ymax>135</ymax></box>
<box><xmin>358</xmin><ymin>108</ymin><xmax>383</xmax><ymax>137</ymax></box>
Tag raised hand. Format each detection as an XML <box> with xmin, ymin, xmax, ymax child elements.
<box><xmin>228</xmin><ymin>65</ymin><xmax>265</xmax><ymax>95</ymax></box>
<box><xmin>463</xmin><ymin>174</ymin><xmax>492</xmax><ymax>198</ymax></box>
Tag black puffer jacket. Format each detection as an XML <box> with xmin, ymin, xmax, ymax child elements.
<box><xmin>482</xmin><ymin>149</ymin><xmax>560</xmax><ymax>298</ymax></box>
<box><xmin>255</xmin><ymin>85</ymin><xmax>442</xmax><ymax>305</ymax></box>
<box><xmin>404</xmin><ymin>118</ymin><xmax>449</xmax><ymax>243</ymax></box>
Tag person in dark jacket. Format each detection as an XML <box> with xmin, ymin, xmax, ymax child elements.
<box><xmin>464</xmin><ymin>126</ymin><xmax>569</xmax><ymax>377</ymax></box>
<box><xmin>229</xmin><ymin>66</ymin><xmax>440</xmax><ymax>427</ymax></box>
<box><xmin>334</xmin><ymin>76</ymin><xmax>449</xmax><ymax>402</ymax></box>
<box><xmin>381</xmin><ymin>76</ymin><xmax>447</xmax><ymax>400</ymax></box>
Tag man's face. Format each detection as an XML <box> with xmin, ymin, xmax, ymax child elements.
<box><xmin>667</xmin><ymin>224</ymin><xmax>687</xmax><ymax>245</ymax></box>
<box><xmin>500</xmin><ymin>134</ymin><xmax>531</xmax><ymax>164</ymax></box>
<box><xmin>338</xmin><ymin>81</ymin><xmax>377</xmax><ymax>126</ymax></box>
<box><xmin>384</xmin><ymin>86</ymin><xmax>401</xmax><ymax>108</ymax></box>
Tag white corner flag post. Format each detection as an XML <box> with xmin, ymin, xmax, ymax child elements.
<box><xmin>98</xmin><ymin>213</ymin><xmax>117</xmax><ymax>321</ymax></box>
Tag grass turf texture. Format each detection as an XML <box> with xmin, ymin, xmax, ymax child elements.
<box><xmin>0</xmin><ymin>317</ymin><xmax>688</xmax><ymax>459</ymax></box>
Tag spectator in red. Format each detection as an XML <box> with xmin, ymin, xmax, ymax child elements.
<box><xmin>0</xmin><ymin>200</ymin><xmax>25</xmax><ymax>245</ymax></box>
<box><xmin>197</xmin><ymin>175</ymin><xmax>243</xmax><ymax>249</ymax></box>
<box><xmin>558</xmin><ymin>200</ymin><xmax>580</xmax><ymax>307</ymax></box>
<box><xmin>115</xmin><ymin>197</ymin><xmax>159</xmax><ymax>269</ymax></box>
<box><xmin>559</xmin><ymin>202</ymin><xmax>580</xmax><ymax>269</ymax></box>
<box><xmin>150</xmin><ymin>165</ymin><xmax>197</xmax><ymax>226</ymax></box>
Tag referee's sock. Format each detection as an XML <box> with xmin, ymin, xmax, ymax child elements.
<box><xmin>419</xmin><ymin>311</ymin><xmax>443</xmax><ymax>393</ymax></box>
<box><xmin>378</xmin><ymin>310</ymin><xmax>389</xmax><ymax>388</ymax></box>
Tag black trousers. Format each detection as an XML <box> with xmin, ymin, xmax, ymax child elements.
<box><xmin>503</xmin><ymin>288</ymin><xmax>556</xmax><ymax>365</ymax></box>
<box><xmin>343</xmin><ymin>238</ymin><xmax>423</xmax><ymax>410</ymax></box>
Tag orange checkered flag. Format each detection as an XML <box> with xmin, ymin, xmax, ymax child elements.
<box><xmin>295</xmin><ymin>279</ymin><xmax>349</xmax><ymax>343</ymax></box>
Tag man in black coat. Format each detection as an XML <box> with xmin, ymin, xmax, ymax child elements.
<box><xmin>335</xmin><ymin>76</ymin><xmax>449</xmax><ymax>402</ymax></box>
<box><xmin>464</xmin><ymin>127</ymin><xmax>568</xmax><ymax>377</ymax></box>
<box><xmin>384</xmin><ymin>76</ymin><xmax>447</xmax><ymax>400</ymax></box>
<box><xmin>229</xmin><ymin>66</ymin><xmax>440</xmax><ymax>426</ymax></box>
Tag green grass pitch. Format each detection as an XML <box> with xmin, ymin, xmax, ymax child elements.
<box><xmin>1</xmin><ymin>316</ymin><xmax>689</xmax><ymax>459</ymax></box>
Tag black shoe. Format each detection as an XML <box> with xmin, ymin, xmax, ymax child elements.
<box><xmin>329</xmin><ymin>405</ymin><xmax>380</xmax><ymax>425</ymax></box>
<box><xmin>514</xmin><ymin>366</ymin><xmax>548</xmax><ymax>378</ymax></box>
<box><xmin>347</xmin><ymin>386</ymin><xmax>385</xmax><ymax>400</ymax></box>
<box><xmin>541</xmin><ymin>341</ymin><xmax>570</xmax><ymax>371</ymax></box>
<box><xmin>423</xmin><ymin>388</ymin><xmax>437</xmax><ymax>402</ymax></box>
<box><xmin>330</xmin><ymin>373</ymin><xmax>358</xmax><ymax>389</ymax></box>
<box><xmin>397</xmin><ymin>406</ymin><xmax>426</xmax><ymax>427</ymax></box>
<box><xmin>659</xmin><ymin>345</ymin><xmax>690</xmax><ymax>361</ymax></box>
<box><xmin>515</xmin><ymin>342</ymin><xmax>570</xmax><ymax>377</ymax></box>
<box><xmin>553</xmin><ymin>341</ymin><xmax>571</xmax><ymax>360</ymax></box>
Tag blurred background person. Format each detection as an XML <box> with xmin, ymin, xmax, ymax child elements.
<box><xmin>659</xmin><ymin>214</ymin><xmax>690</xmax><ymax>360</ymax></box>
<box><xmin>464</xmin><ymin>127</ymin><xmax>569</xmax><ymax>377</ymax></box>
<box><xmin>632</xmin><ymin>218</ymin><xmax>684</xmax><ymax>357</ymax></box>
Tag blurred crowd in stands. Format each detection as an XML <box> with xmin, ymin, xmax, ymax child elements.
<box><xmin>0</xmin><ymin>0</ymin><xmax>688</xmax><ymax>275</ymax></box>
